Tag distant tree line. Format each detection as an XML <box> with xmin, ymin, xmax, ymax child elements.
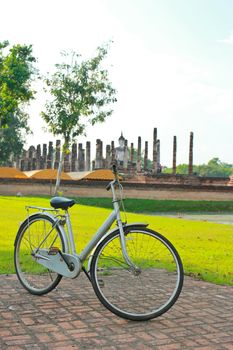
<box><xmin>126</xmin><ymin>149</ymin><xmax>232</xmax><ymax>178</ymax></box>
<box><xmin>163</xmin><ymin>158</ymin><xmax>233</xmax><ymax>177</ymax></box>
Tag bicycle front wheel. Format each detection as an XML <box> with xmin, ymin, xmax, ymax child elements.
<box><xmin>14</xmin><ymin>213</ymin><xmax>65</xmax><ymax>295</ymax></box>
<box><xmin>90</xmin><ymin>227</ymin><xmax>183</xmax><ymax>321</ymax></box>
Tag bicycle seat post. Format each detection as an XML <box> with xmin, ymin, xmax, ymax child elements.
<box><xmin>64</xmin><ymin>209</ymin><xmax>76</xmax><ymax>255</ymax></box>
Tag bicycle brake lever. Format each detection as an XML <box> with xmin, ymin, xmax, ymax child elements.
<box><xmin>112</xmin><ymin>163</ymin><xmax>118</xmax><ymax>175</ymax></box>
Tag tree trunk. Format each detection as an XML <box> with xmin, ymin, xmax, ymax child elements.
<box><xmin>53</xmin><ymin>150</ymin><xmax>65</xmax><ymax>196</ymax></box>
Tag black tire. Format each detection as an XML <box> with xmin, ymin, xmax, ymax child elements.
<box><xmin>90</xmin><ymin>227</ymin><xmax>183</xmax><ymax>321</ymax></box>
<box><xmin>14</xmin><ymin>213</ymin><xmax>65</xmax><ymax>295</ymax></box>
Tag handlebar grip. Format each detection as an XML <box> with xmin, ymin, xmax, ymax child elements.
<box><xmin>112</xmin><ymin>163</ymin><xmax>118</xmax><ymax>174</ymax></box>
<box><xmin>106</xmin><ymin>183</ymin><xmax>111</xmax><ymax>191</ymax></box>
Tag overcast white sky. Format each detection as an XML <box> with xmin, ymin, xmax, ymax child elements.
<box><xmin>1</xmin><ymin>0</ymin><xmax>233</xmax><ymax>166</ymax></box>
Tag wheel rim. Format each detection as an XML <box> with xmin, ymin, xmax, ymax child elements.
<box><xmin>15</xmin><ymin>217</ymin><xmax>64</xmax><ymax>293</ymax></box>
<box><xmin>93</xmin><ymin>230</ymin><xmax>183</xmax><ymax>318</ymax></box>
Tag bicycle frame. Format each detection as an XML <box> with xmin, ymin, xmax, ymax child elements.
<box><xmin>61</xmin><ymin>180</ymin><xmax>140</xmax><ymax>271</ymax></box>
<box><xmin>26</xmin><ymin>178</ymin><xmax>144</xmax><ymax>279</ymax></box>
<box><xmin>63</xmin><ymin>207</ymin><xmax>116</xmax><ymax>261</ymax></box>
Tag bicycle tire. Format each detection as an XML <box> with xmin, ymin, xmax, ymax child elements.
<box><xmin>90</xmin><ymin>226</ymin><xmax>183</xmax><ymax>321</ymax></box>
<box><xmin>14</xmin><ymin>213</ymin><xmax>65</xmax><ymax>295</ymax></box>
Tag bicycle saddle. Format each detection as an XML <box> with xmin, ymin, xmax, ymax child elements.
<box><xmin>50</xmin><ymin>197</ymin><xmax>76</xmax><ymax>210</ymax></box>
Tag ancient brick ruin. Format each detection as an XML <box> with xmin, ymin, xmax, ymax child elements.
<box><xmin>17</xmin><ymin>128</ymin><xmax>195</xmax><ymax>175</ymax></box>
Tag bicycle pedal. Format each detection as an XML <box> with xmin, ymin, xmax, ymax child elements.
<box><xmin>48</xmin><ymin>247</ymin><xmax>60</xmax><ymax>255</ymax></box>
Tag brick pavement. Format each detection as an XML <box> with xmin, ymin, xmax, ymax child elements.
<box><xmin>0</xmin><ymin>274</ymin><xmax>232</xmax><ymax>350</ymax></box>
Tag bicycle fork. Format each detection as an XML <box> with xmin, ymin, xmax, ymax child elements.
<box><xmin>112</xmin><ymin>193</ymin><xmax>141</xmax><ymax>275</ymax></box>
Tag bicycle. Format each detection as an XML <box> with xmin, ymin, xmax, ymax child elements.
<box><xmin>14</xmin><ymin>165</ymin><xmax>184</xmax><ymax>321</ymax></box>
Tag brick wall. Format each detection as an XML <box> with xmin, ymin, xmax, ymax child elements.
<box><xmin>0</xmin><ymin>177</ymin><xmax>233</xmax><ymax>200</ymax></box>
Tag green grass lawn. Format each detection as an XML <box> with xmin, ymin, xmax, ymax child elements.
<box><xmin>0</xmin><ymin>195</ymin><xmax>232</xmax><ymax>286</ymax></box>
<box><xmin>76</xmin><ymin>197</ymin><xmax>233</xmax><ymax>213</ymax></box>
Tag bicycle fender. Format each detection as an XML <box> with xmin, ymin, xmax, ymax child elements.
<box><xmin>14</xmin><ymin>212</ymin><xmax>69</xmax><ymax>253</ymax></box>
<box><xmin>109</xmin><ymin>222</ymin><xmax>149</xmax><ymax>236</ymax></box>
<box><xmin>14</xmin><ymin>212</ymin><xmax>41</xmax><ymax>246</ymax></box>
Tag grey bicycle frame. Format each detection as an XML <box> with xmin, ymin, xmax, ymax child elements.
<box><xmin>63</xmin><ymin>207</ymin><xmax>116</xmax><ymax>261</ymax></box>
<box><xmin>26</xmin><ymin>178</ymin><xmax>141</xmax><ymax>278</ymax></box>
<box><xmin>59</xmin><ymin>180</ymin><xmax>139</xmax><ymax>271</ymax></box>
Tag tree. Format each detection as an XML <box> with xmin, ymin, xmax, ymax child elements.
<box><xmin>0</xmin><ymin>112</ymin><xmax>30</xmax><ymax>165</ymax></box>
<box><xmin>0</xmin><ymin>41</ymin><xmax>36</xmax><ymax>128</ymax></box>
<box><xmin>41</xmin><ymin>43</ymin><xmax>117</xmax><ymax>194</ymax></box>
<box><xmin>0</xmin><ymin>41</ymin><xmax>36</xmax><ymax>164</ymax></box>
<box><xmin>198</xmin><ymin>158</ymin><xmax>233</xmax><ymax>177</ymax></box>
<box><xmin>163</xmin><ymin>158</ymin><xmax>233</xmax><ymax>177</ymax></box>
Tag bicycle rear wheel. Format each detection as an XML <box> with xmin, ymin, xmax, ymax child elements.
<box><xmin>90</xmin><ymin>227</ymin><xmax>183</xmax><ymax>321</ymax></box>
<box><xmin>14</xmin><ymin>213</ymin><xmax>65</xmax><ymax>295</ymax></box>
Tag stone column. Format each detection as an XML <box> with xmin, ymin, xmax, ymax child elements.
<box><xmin>71</xmin><ymin>143</ymin><xmax>77</xmax><ymax>172</ymax></box>
<box><xmin>32</xmin><ymin>157</ymin><xmax>37</xmax><ymax>170</ymax></box>
<box><xmin>47</xmin><ymin>141</ymin><xmax>53</xmax><ymax>169</ymax></box>
<box><xmin>36</xmin><ymin>144</ymin><xmax>41</xmax><ymax>170</ymax></box>
<box><xmin>39</xmin><ymin>159</ymin><xmax>44</xmax><ymax>170</ymax></box>
<box><xmin>137</xmin><ymin>137</ymin><xmax>142</xmax><ymax>172</ymax></box>
<box><xmin>28</xmin><ymin>160</ymin><xmax>33</xmax><ymax>171</ymax></box>
<box><xmin>144</xmin><ymin>141</ymin><xmax>148</xmax><ymax>171</ymax></box>
<box><xmin>85</xmin><ymin>141</ymin><xmax>91</xmax><ymax>171</ymax></box>
<box><xmin>78</xmin><ymin>143</ymin><xmax>85</xmax><ymax>171</ymax></box>
<box><xmin>32</xmin><ymin>147</ymin><xmax>37</xmax><ymax>170</ymax></box>
<box><xmin>106</xmin><ymin>145</ymin><xmax>111</xmax><ymax>168</ymax></box>
<box><xmin>153</xmin><ymin>128</ymin><xmax>158</xmax><ymax>174</ymax></box>
<box><xmin>188</xmin><ymin>132</ymin><xmax>194</xmax><ymax>175</ymax></box>
<box><xmin>123</xmin><ymin>139</ymin><xmax>128</xmax><ymax>169</ymax></box>
<box><xmin>111</xmin><ymin>141</ymin><xmax>115</xmax><ymax>163</ymax></box>
<box><xmin>42</xmin><ymin>143</ymin><xmax>47</xmax><ymax>169</ymax></box>
<box><xmin>20</xmin><ymin>159</ymin><xmax>25</xmax><ymax>171</ymax></box>
<box><xmin>172</xmin><ymin>136</ymin><xmax>177</xmax><ymax>175</ymax></box>
<box><xmin>157</xmin><ymin>140</ymin><xmax>161</xmax><ymax>172</ymax></box>
<box><xmin>22</xmin><ymin>150</ymin><xmax>29</xmax><ymax>171</ymax></box>
<box><xmin>28</xmin><ymin>146</ymin><xmax>36</xmax><ymax>170</ymax></box>
<box><xmin>28</xmin><ymin>146</ymin><xmax>34</xmax><ymax>159</ymax></box>
<box><xmin>54</xmin><ymin>140</ymin><xmax>61</xmax><ymax>169</ymax></box>
<box><xmin>130</xmin><ymin>143</ymin><xmax>134</xmax><ymax>164</ymax></box>
<box><xmin>95</xmin><ymin>139</ymin><xmax>103</xmax><ymax>169</ymax></box>
<box><xmin>22</xmin><ymin>150</ymin><xmax>27</xmax><ymax>171</ymax></box>
<box><xmin>42</xmin><ymin>144</ymin><xmax>47</xmax><ymax>170</ymax></box>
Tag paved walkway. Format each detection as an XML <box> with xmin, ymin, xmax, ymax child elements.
<box><xmin>0</xmin><ymin>274</ymin><xmax>232</xmax><ymax>350</ymax></box>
